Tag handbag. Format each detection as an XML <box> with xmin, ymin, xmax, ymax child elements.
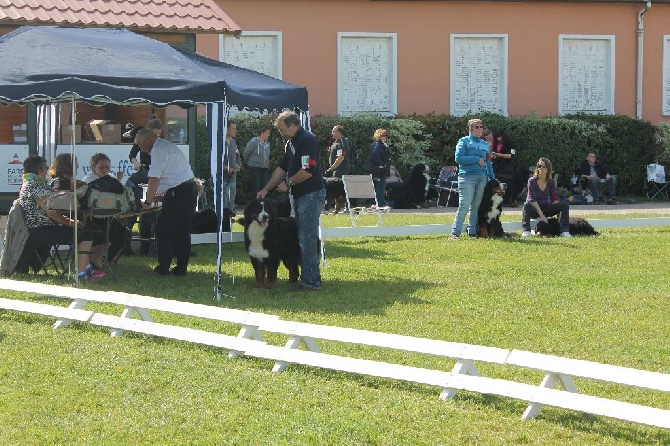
<box><xmin>46</xmin><ymin>190</ymin><xmax>80</xmax><ymax>211</ymax></box>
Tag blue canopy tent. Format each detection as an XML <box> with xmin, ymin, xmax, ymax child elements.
<box><xmin>0</xmin><ymin>26</ymin><xmax>309</xmax><ymax>295</ymax></box>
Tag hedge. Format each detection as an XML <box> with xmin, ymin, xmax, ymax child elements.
<box><xmin>195</xmin><ymin>113</ymin><xmax>666</xmax><ymax>202</ymax></box>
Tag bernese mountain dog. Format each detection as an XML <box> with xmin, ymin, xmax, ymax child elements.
<box><xmin>390</xmin><ymin>163</ymin><xmax>431</xmax><ymax>209</ymax></box>
<box><xmin>535</xmin><ymin>217</ymin><xmax>599</xmax><ymax>237</ymax></box>
<box><xmin>324</xmin><ymin>177</ymin><xmax>347</xmax><ymax>214</ymax></box>
<box><xmin>236</xmin><ymin>197</ymin><xmax>300</xmax><ymax>288</ymax></box>
<box><xmin>477</xmin><ymin>179</ymin><xmax>506</xmax><ymax>238</ymax></box>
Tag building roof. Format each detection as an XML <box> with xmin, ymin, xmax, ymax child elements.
<box><xmin>0</xmin><ymin>0</ymin><xmax>241</xmax><ymax>35</ymax></box>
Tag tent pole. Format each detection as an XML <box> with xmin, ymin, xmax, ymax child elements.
<box><xmin>71</xmin><ymin>96</ymin><xmax>80</xmax><ymax>286</ymax></box>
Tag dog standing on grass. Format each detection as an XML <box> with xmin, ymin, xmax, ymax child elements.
<box><xmin>236</xmin><ymin>197</ymin><xmax>300</xmax><ymax>288</ymax></box>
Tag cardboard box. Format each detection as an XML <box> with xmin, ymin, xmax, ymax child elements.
<box><xmin>12</xmin><ymin>126</ymin><xmax>27</xmax><ymax>144</ymax></box>
<box><xmin>86</xmin><ymin>120</ymin><xmax>122</xmax><ymax>144</ymax></box>
<box><xmin>60</xmin><ymin>125</ymin><xmax>81</xmax><ymax>144</ymax></box>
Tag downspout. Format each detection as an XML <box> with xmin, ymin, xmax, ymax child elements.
<box><xmin>636</xmin><ymin>1</ymin><xmax>651</xmax><ymax>119</ymax></box>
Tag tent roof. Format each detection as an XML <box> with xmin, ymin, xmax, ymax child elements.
<box><xmin>0</xmin><ymin>26</ymin><xmax>308</xmax><ymax>110</ymax></box>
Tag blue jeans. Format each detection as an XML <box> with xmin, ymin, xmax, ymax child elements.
<box><xmin>248</xmin><ymin>166</ymin><xmax>270</xmax><ymax>195</ymax></box>
<box><xmin>452</xmin><ymin>174</ymin><xmax>487</xmax><ymax>236</ymax></box>
<box><xmin>373</xmin><ymin>175</ymin><xmax>388</xmax><ymax>206</ymax></box>
<box><xmin>588</xmin><ymin>175</ymin><xmax>617</xmax><ymax>200</ymax></box>
<box><xmin>294</xmin><ymin>188</ymin><xmax>326</xmax><ymax>290</ymax></box>
<box><xmin>221</xmin><ymin>178</ymin><xmax>236</xmax><ymax>213</ymax></box>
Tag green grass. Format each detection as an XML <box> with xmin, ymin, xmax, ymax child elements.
<box><xmin>1</xmin><ymin>221</ymin><xmax>670</xmax><ymax>444</ymax></box>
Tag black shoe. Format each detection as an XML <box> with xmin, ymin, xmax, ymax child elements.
<box><xmin>170</xmin><ymin>267</ymin><xmax>187</xmax><ymax>276</ymax></box>
<box><xmin>468</xmin><ymin>233</ymin><xmax>479</xmax><ymax>238</ymax></box>
<box><xmin>153</xmin><ymin>266</ymin><xmax>170</xmax><ymax>276</ymax></box>
<box><xmin>607</xmin><ymin>198</ymin><xmax>618</xmax><ymax>205</ymax></box>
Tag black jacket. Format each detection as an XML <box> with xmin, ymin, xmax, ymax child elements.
<box><xmin>579</xmin><ymin>160</ymin><xmax>609</xmax><ymax>179</ymax></box>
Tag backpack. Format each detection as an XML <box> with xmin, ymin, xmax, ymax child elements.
<box><xmin>84</xmin><ymin>175</ymin><xmax>139</xmax><ymax>213</ymax></box>
<box><xmin>343</xmin><ymin>137</ymin><xmax>358</xmax><ymax>168</ymax></box>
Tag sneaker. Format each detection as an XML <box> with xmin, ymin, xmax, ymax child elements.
<box><xmin>521</xmin><ymin>231</ymin><xmax>532</xmax><ymax>237</ymax></box>
<box><xmin>85</xmin><ymin>264</ymin><xmax>107</xmax><ymax>278</ymax></box>
<box><xmin>607</xmin><ymin>198</ymin><xmax>618</xmax><ymax>205</ymax></box>
<box><xmin>77</xmin><ymin>271</ymin><xmax>103</xmax><ymax>281</ymax></box>
<box><xmin>369</xmin><ymin>204</ymin><xmax>377</xmax><ymax>210</ymax></box>
<box><xmin>468</xmin><ymin>233</ymin><xmax>478</xmax><ymax>238</ymax></box>
<box><xmin>560</xmin><ymin>231</ymin><xmax>572</xmax><ymax>238</ymax></box>
<box><xmin>450</xmin><ymin>234</ymin><xmax>459</xmax><ymax>240</ymax></box>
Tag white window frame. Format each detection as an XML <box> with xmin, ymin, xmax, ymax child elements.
<box><xmin>662</xmin><ymin>35</ymin><xmax>670</xmax><ymax>116</ymax></box>
<box><xmin>219</xmin><ymin>31</ymin><xmax>282</xmax><ymax>79</ymax></box>
<box><xmin>558</xmin><ymin>34</ymin><xmax>615</xmax><ymax>115</ymax></box>
<box><xmin>337</xmin><ymin>32</ymin><xmax>398</xmax><ymax>116</ymax></box>
<box><xmin>450</xmin><ymin>34</ymin><xmax>508</xmax><ymax>117</ymax></box>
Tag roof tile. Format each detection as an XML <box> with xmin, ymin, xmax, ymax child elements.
<box><xmin>0</xmin><ymin>0</ymin><xmax>241</xmax><ymax>34</ymax></box>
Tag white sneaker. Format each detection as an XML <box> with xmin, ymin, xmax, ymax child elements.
<box><xmin>521</xmin><ymin>231</ymin><xmax>532</xmax><ymax>237</ymax></box>
<box><xmin>560</xmin><ymin>231</ymin><xmax>572</xmax><ymax>238</ymax></box>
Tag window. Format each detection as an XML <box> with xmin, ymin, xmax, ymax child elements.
<box><xmin>559</xmin><ymin>35</ymin><xmax>615</xmax><ymax>115</ymax></box>
<box><xmin>337</xmin><ymin>33</ymin><xmax>397</xmax><ymax>116</ymax></box>
<box><xmin>220</xmin><ymin>32</ymin><xmax>282</xmax><ymax>79</ymax></box>
<box><xmin>450</xmin><ymin>35</ymin><xmax>508</xmax><ymax>116</ymax></box>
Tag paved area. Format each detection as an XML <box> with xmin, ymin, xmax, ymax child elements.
<box><xmin>389</xmin><ymin>200</ymin><xmax>670</xmax><ymax>216</ymax></box>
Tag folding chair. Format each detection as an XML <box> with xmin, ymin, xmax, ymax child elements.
<box><xmin>645</xmin><ymin>163</ymin><xmax>669</xmax><ymax>200</ymax></box>
<box><xmin>431</xmin><ymin>166</ymin><xmax>458</xmax><ymax>207</ymax></box>
<box><xmin>341</xmin><ymin>174</ymin><xmax>391</xmax><ymax>227</ymax></box>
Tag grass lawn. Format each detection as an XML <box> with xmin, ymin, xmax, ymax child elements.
<box><xmin>1</xmin><ymin>212</ymin><xmax>670</xmax><ymax>444</ymax></box>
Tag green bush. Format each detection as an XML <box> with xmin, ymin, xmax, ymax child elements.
<box><xmin>196</xmin><ymin>113</ymin><xmax>661</xmax><ymax>198</ymax></box>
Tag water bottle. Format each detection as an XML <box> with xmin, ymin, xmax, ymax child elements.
<box><xmin>179</xmin><ymin>128</ymin><xmax>185</xmax><ymax>144</ymax></box>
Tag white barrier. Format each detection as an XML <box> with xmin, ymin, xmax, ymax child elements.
<box><xmin>0</xmin><ymin>279</ymin><xmax>669</xmax><ymax>430</ymax></box>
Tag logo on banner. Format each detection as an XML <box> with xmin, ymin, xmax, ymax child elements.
<box><xmin>7</xmin><ymin>153</ymin><xmax>23</xmax><ymax>186</ymax></box>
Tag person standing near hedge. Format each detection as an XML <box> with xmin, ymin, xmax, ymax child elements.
<box><xmin>366</xmin><ymin>128</ymin><xmax>391</xmax><ymax>207</ymax></box>
<box><xmin>243</xmin><ymin>125</ymin><xmax>271</xmax><ymax>195</ymax></box>
<box><xmin>450</xmin><ymin>118</ymin><xmax>495</xmax><ymax>239</ymax></box>
<box><xmin>222</xmin><ymin>120</ymin><xmax>241</xmax><ymax>216</ymax></box>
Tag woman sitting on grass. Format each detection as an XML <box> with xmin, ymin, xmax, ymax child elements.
<box><xmin>521</xmin><ymin>157</ymin><xmax>571</xmax><ymax>238</ymax></box>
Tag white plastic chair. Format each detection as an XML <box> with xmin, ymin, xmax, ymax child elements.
<box><xmin>341</xmin><ymin>175</ymin><xmax>391</xmax><ymax>227</ymax></box>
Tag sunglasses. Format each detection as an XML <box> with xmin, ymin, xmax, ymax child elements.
<box><xmin>381</xmin><ymin>133</ymin><xmax>387</xmax><ymax>137</ymax></box>
<box><xmin>473</xmin><ymin>125</ymin><xmax>484</xmax><ymax>129</ymax></box>
<box><xmin>537</xmin><ymin>164</ymin><xmax>546</xmax><ymax>168</ymax></box>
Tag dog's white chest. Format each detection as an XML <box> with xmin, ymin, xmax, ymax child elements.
<box><xmin>247</xmin><ymin>222</ymin><xmax>269</xmax><ymax>260</ymax></box>
<box><xmin>486</xmin><ymin>195</ymin><xmax>504</xmax><ymax>222</ymax></box>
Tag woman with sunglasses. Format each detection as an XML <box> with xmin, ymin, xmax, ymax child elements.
<box><xmin>521</xmin><ymin>157</ymin><xmax>571</xmax><ymax>237</ymax></box>
<box><xmin>450</xmin><ymin>118</ymin><xmax>495</xmax><ymax>239</ymax></box>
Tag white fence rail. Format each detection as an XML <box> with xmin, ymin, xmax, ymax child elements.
<box><xmin>0</xmin><ymin>279</ymin><xmax>669</xmax><ymax>430</ymax></box>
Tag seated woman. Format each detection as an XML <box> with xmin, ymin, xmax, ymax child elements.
<box><xmin>521</xmin><ymin>157</ymin><xmax>571</xmax><ymax>238</ymax></box>
<box><xmin>82</xmin><ymin>153</ymin><xmax>128</xmax><ymax>266</ymax></box>
<box><xmin>18</xmin><ymin>155</ymin><xmax>98</xmax><ymax>279</ymax></box>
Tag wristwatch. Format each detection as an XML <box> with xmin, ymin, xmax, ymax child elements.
<box><xmin>285</xmin><ymin>176</ymin><xmax>292</xmax><ymax>187</ymax></box>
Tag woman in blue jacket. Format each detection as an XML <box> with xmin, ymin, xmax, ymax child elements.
<box><xmin>451</xmin><ymin>118</ymin><xmax>495</xmax><ymax>239</ymax></box>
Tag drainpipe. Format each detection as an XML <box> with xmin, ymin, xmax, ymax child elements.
<box><xmin>636</xmin><ymin>1</ymin><xmax>651</xmax><ymax>119</ymax></box>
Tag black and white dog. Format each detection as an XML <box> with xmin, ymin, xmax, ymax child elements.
<box><xmin>236</xmin><ymin>197</ymin><xmax>300</xmax><ymax>288</ymax></box>
<box><xmin>535</xmin><ymin>217</ymin><xmax>599</xmax><ymax>237</ymax></box>
<box><xmin>477</xmin><ymin>179</ymin><xmax>506</xmax><ymax>237</ymax></box>
<box><xmin>390</xmin><ymin>163</ymin><xmax>431</xmax><ymax>209</ymax></box>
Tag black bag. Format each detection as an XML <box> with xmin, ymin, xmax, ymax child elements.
<box><xmin>343</xmin><ymin>137</ymin><xmax>358</xmax><ymax>168</ymax></box>
<box><xmin>365</xmin><ymin>159</ymin><xmax>382</xmax><ymax>175</ymax></box>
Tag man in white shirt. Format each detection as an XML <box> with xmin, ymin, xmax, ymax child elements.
<box><xmin>134</xmin><ymin>128</ymin><xmax>197</xmax><ymax>276</ymax></box>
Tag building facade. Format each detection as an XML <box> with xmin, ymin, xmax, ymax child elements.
<box><xmin>197</xmin><ymin>0</ymin><xmax>670</xmax><ymax>123</ymax></box>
